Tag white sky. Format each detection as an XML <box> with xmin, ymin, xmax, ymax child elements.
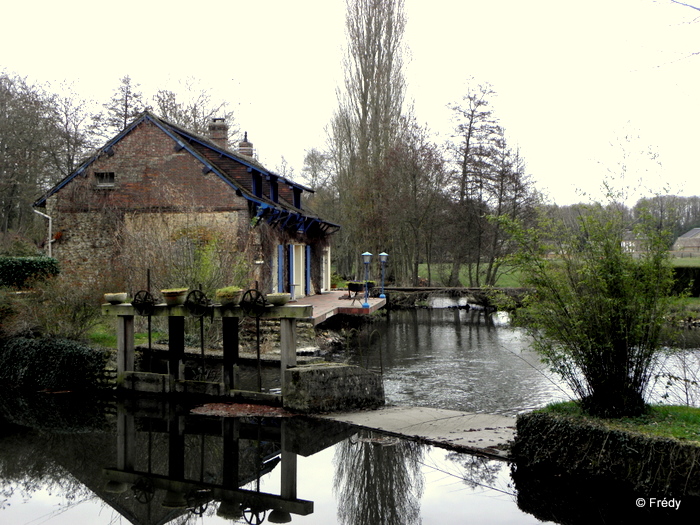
<box><xmin>2</xmin><ymin>0</ymin><xmax>699</xmax><ymax>205</ymax></box>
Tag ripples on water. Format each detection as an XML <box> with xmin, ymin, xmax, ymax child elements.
<box><xmin>344</xmin><ymin>301</ymin><xmax>571</xmax><ymax>415</ymax></box>
<box><xmin>342</xmin><ymin>297</ymin><xmax>700</xmax><ymax>413</ymax></box>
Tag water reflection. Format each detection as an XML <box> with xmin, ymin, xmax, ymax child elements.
<box><xmin>333</xmin><ymin>430</ymin><xmax>423</xmax><ymax>525</ymax></box>
<box><xmin>0</xmin><ymin>394</ymin><xmax>546</xmax><ymax>524</ymax></box>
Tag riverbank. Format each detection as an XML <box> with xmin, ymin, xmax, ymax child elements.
<box><xmin>512</xmin><ymin>403</ymin><xmax>700</xmax><ymax>498</ymax></box>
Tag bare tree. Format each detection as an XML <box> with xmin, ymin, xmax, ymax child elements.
<box><xmin>153</xmin><ymin>77</ymin><xmax>238</xmax><ymax>143</ymax></box>
<box><xmin>444</xmin><ymin>82</ymin><xmax>499</xmax><ymax>286</ymax></box>
<box><xmin>0</xmin><ymin>73</ymin><xmax>56</xmax><ymax>237</ymax></box>
<box><xmin>380</xmin><ymin>116</ymin><xmax>446</xmax><ymax>285</ymax></box>
<box><xmin>444</xmin><ymin>83</ymin><xmax>537</xmax><ymax>286</ymax></box>
<box><xmin>326</xmin><ymin>0</ymin><xmax>409</xmax><ymax>278</ymax></box>
<box><xmin>45</xmin><ymin>82</ymin><xmax>97</xmax><ymax>180</ymax></box>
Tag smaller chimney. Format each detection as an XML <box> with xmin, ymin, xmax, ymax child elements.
<box><xmin>208</xmin><ymin>118</ymin><xmax>228</xmax><ymax>148</ymax></box>
<box><xmin>237</xmin><ymin>132</ymin><xmax>255</xmax><ymax>158</ymax></box>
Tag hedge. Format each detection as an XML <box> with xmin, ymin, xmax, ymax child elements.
<box><xmin>0</xmin><ymin>256</ymin><xmax>60</xmax><ymax>288</ymax></box>
<box><xmin>0</xmin><ymin>337</ymin><xmax>111</xmax><ymax>392</ymax></box>
<box><xmin>512</xmin><ymin>411</ymin><xmax>700</xmax><ymax>497</ymax></box>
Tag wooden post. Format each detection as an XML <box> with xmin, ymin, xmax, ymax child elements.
<box><xmin>279</xmin><ymin>318</ymin><xmax>297</xmax><ymax>394</ymax></box>
<box><xmin>222</xmin><ymin>316</ymin><xmax>239</xmax><ymax>391</ymax></box>
<box><xmin>168</xmin><ymin>316</ymin><xmax>185</xmax><ymax>381</ymax></box>
<box><xmin>116</xmin><ymin>315</ymin><xmax>135</xmax><ymax>375</ymax></box>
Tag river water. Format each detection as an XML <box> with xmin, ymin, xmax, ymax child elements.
<box><xmin>340</xmin><ymin>305</ymin><xmax>570</xmax><ymax>415</ymax></box>
<box><xmin>1</xmin><ymin>302</ymin><xmax>698</xmax><ymax>524</ymax></box>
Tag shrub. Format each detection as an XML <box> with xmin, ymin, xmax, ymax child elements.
<box><xmin>0</xmin><ymin>256</ymin><xmax>59</xmax><ymax>288</ymax></box>
<box><xmin>509</xmin><ymin>200</ymin><xmax>675</xmax><ymax>418</ymax></box>
<box><xmin>5</xmin><ymin>272</ymin><xmax>102</xmax><ymax>341</ymax></box>
<box><xmin>0</xmin><ymin>337</ymin><xmax>110</xmax><ymax>391</ymax></box>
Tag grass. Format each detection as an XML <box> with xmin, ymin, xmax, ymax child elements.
<box><xmin>672</xmin><ymin>257</ymin><xmax>700</xmax><ymax>268</ymax></box>
<box><xmin>542</xmin><ymin>401</ymin><xmax>700</xmax><ymax>442</ymax></box>
<box><xmin>417</xmin><ymin>263</ymin><xmax>524</xmax><ymax>288</ymax></box>
<box><xmin>87</xmin><ymin>321</ymin><xmax>163</xmax><ymax>349</ymax></box>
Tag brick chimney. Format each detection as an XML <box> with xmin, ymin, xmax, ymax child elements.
<box><xmin>237</xmin><ymin>132</ymin><xmax>255</xmax><ymax>158</ymax></box>
<box><xmin>208</xmin><ymin>118</ymin><xmax>228</xmax><ymax>148</ymax></box>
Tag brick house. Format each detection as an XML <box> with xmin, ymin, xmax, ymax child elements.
<box><xmin>33</xmin><ymin>111</ymin><xmax>339</xmax><ymax>298</ymax></box>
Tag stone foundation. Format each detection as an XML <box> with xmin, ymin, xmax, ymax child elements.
<box><xmin>283</xmin><ymin>363</ymin><xmax>384</xmax><ymax>413</ymax></box>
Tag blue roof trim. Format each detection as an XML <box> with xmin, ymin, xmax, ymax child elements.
<box><xmin>169</xmin><ymin>126</ymin><xmax>314</xmax><ymax>193</ymax></box>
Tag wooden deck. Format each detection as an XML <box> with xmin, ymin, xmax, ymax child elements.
<box><xmin>292</xmin><ymin>290</ymin><xmax>386</xmax><ymax>325</ymax></box>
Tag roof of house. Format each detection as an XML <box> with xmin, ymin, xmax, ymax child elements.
<box><xmin>677</xmin><ymin>228</ymin><xmax>700</xmax><ymax>240</ymax></box>
<box><xmin>34</xmin><ymin>111</ymin><xmax>339</xmax><ymax>236</ymax></box>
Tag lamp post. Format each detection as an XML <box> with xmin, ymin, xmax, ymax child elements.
<box><xmin>379</xmin><ymin>252</ymin><xmax>388</xmax><ymax>299</ymax></box>
<box><xmin>362</xmin><ymin>252</ymin><xmax>372</xmax><ymax>308</ymax></box>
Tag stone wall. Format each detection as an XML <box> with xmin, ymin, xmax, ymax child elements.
<box><xmin>283</xmin><ymin>363</ymin><xmax>384</xmax><ymax>413</ymax></box>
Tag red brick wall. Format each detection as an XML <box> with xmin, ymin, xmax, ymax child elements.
<box><xmin>46</xmin><ymin>120</ymin><xmax>254</xmax><ymax>284</ymax></box>
<box><xmin>54</xmin><ymin>120</ymin><xmax>250</xmax><ymax>213</ymax></box>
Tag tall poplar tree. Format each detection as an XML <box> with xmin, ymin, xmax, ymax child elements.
<box><xmin>326</xmin><ymin>0</ymin><xmax>408</xmax><ymax>279</ymax></box>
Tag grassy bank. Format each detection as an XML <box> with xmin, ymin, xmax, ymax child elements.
<box><xmin>541</xmin><ymin>401</ymin><xmax>700</xmax><ymax>442</ymax></box>
<box><xmin>513</xmin><ymin>402</ymin><xmax>700</xmax><ymax>498</ymax></box>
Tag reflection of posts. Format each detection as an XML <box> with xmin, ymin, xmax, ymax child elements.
<box><xmin>105</xmin><ymin>407</ymin><xmax>314</xmax><ymax>520</ymax></box>
<box><xmin>168</xmin><ymin>315</ymin><xmax>185</xmax><ymax>380</ymax></box>
<box><xmin>164</xmin><ymin>406</ymin><xmax>187</xmax><ymax>508</ymax></box>
<box><xmin>116</xmin><ymin>405</ymin><xmax>135</xmax><ymax>472</ymax></box>
<box><xmin>270</xmin><ymin>419</ymin><xmax>297</xmax><ymax>523</ymax></box>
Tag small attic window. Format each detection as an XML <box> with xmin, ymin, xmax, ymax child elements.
<box><xmin>252</xmin><ymin>172</ymin><xmax>263</xmax><ymax>198</ymax></box>
<box><xmin>292</xmin><ymin>187</ymin><xmax>302</xmax><ymax>209</ymax></box>
<box><xmin>269</xmin><ymin>176</ymin><xmax>279</xmax><ymax>203</ymax></box>
<box><xmin>95</xmin><ymin>172</ymin><xmax>115</xmax><ymax>188</ymax></box>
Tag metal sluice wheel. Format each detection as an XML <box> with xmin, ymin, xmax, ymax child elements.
<box><xmin>240</xmin><ymin>289</ymin><xmax>268</xmax><ymax>317</ymax></box>
<box><xmin>185</xmin><ymin>289</ymin><xmax>210</xmax><ymax>317</ymax></box>
<box><xmin>132</xmin><ymin>290</ymin><xmax>156</xmax><ymax>316</ymax></box>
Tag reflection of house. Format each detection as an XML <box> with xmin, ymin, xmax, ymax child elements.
<box><xmin>33</xmin><ymin>111</ymin><xmax>339</xmax><ymax>297</ymax></box>
<box><xmin>672</xmin><ymin>228</ymin><xmax>700</xmax><ymax>256</ymax></box>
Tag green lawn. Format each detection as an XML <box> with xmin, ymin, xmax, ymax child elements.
<box><xmin>672</xmin><ymin>257</ymin><xmax>700</xmax><ymax>268</ymax></box>
<box><xmin>543</xmin><ymin>401</ymin><xmax>700</xmax><ymax>442</ymax></box>
<box><xmin>88</xmin><ymin>321</ymin><xmax>163</xmax><ymax>349</ymax></box>
<box><xmin>417</xmin><ymin>263</ymin><xmax>523</xmax><ymax>287</ymax></box>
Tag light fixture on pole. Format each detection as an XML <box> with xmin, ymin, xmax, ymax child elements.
<box><xmin>379</xmin><ymin>252</ymin><xmax>388</xmax><ymax>299</ymax></box>
<box><xmin>362</xmin><ymin>252</ymin><xmax>372</xmax><ymax>308</ymax></box>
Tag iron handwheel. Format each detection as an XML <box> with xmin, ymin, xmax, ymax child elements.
<box><xmin>185</xmin><ymin>289</ymin><xmax>210</xmax><ymax>317</ymax></box>
<box><xmin>132</xmin><ymin>290</ymin><xmax>155</xmax><ymax>316</ymax></box>
<box><xmin>131</xmin><ymin>477</ymin><xmax>155</xmax><ymax>503</ymax></box>
<box><xmin>240</xmin><ymin>289</ymin><xmax>268</xmax><ymax>317</ymax></box>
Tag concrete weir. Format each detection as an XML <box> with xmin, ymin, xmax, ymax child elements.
<box><xmin>320</xmin><ymin>406</ymin><xmax>515</xmax><ymax>459</ymax></box>
<box><xmin>102</xmin><ymin>300</ymin><xmax>384</xmax><ymax>412</ymax></box>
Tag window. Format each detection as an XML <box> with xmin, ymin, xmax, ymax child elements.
<box><xmin>269</xmin><ymin>176</ymin><xmax>279</xmax><ymax>203</ymax></box>
<box><xmin>252</xmin><ymin>172</ymin><xmax>262</xmax><ymax>198</ymax></box>
<box><xmin>95</xmin><ymin>172</ymin><xmax>115</xmax><ymax>188</ymax></box>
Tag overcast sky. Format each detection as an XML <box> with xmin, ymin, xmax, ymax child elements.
<box><xmin>2</xmin><ymin>0</ymin><xmax>698</xmax><ymax>205</ymax></box>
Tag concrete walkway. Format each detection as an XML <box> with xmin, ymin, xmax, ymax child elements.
<box><xmin>319</xmin><ymin>406</ymin><xmax>515</xmax><ymax>459</ymax></box>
